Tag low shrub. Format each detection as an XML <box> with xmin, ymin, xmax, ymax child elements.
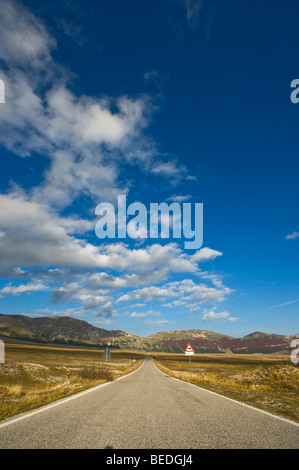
<box><xmin>80</xmin><ymin>363</ymin><xmax>114</xmax><ymax>381</ymax></box>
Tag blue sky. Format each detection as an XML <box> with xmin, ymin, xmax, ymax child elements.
<box><xmin>0</xmin><ymin>0</ymin><xmax>298</xmax><ymax>337</ymax></box>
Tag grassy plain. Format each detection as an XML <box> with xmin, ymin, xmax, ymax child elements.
<box><xmin>2</xmin><ymin>344</ymin><xmax>298</xmax><ymax>425</ymax></box>
<box><xmin>0</xmin><ymin>343</ymin><xmax>146</xmax><ymax>421</ymax></box>
<box><xmin>152</xmin><ymin>352</ymin><xmax>299</xmax><ymax>423</ymax></box>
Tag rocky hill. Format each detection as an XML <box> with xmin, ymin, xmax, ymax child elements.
<box><xmin>128</xmin><ymin>329</ymin><xmax>295</xmax><ymax>354</ymax></box>
<box><xmin>0</xmin><ymin>313</ymin><xmax>139</xmax><ymax>348</ymax></box>
<box><xmin>0</xmin><ymin>313</ymin><xmax>296</xmax><ymax>353</ymax></box>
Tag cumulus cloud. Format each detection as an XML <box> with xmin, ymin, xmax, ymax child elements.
<box><xmin>201</xmin><ymin>309</ymin><xmax>238</xmax><ymax>322</ymax></box>
<box><xmin>192</xmin><ymin>247</ymin><xmax>223</xmax><ymax>262</ymax></box>
<box><xmin>150</xmin><ymin>160</ymin><xmax>189</xmax><ymax>183</ymax></box>
<box><xmin>0</xmin><ymin>0</ymin><xmax>197</xmax><ymax>269</ymax></box>
<box><xmin>144</xmin><ymin>319</ymin><xmax>170</xmax><ymax>327</ymax></box>
<box><xmin>44</xmin><ymin>261</ymin><xmax>233</xmax><ymax>318</ymax></box>
<box><xmin>117</xmin><ymin>285</ymin><xmax>176</xmax><ymax>303</ymax></box>
<box><xmin>286</xmin><ymin>231</ymin><xmax>299</xmax><ymax>240</ymax></box>
<box><xmin>184</xmin><ymin>0</ymin><xmax>204</xmax><ymax>27</ymax></box>
<box><xmin>0</xmin><ymin>189</ymin><xmax>232</xmax><ymax>318</ymax></box>
<box><xmin>0</xmin><ymin>192</ymin><xmax>99</xmax><ymax>268</ymax></box>
<box><xmin>0</xmin><ymin>192</ymin><xmax>200</xmax><ymax>273</ymax></box>
<box><xmin>129</xmin><ymin>310</ymin><xmax>160</xmax><ymax>318</ymax></box>
<box><xmin>0</xmin><ymin>0</ymin><xmax>232</xmax><ymax>324</ymax></box>
<box><xmin>0</xmin><ymin>281</ymin><xmax>47</xmax><ymax>295</ymax></box>
<box><xmin>50</xmin><ymin>279</ymin><xmax>116</xmax><ymax>317</ymax></box>
<box><xmin>170</xmin><ymin>0</ymin><xmax>214</xmax><ymax>44</ymax></box>
<box><xmin>0</xmin><ymin>0</ymin><xmax>55</xmax><ymax>69</ymax></box>
<box><xmin>54</xmin><ymin>17</ymin><xmax>86</xmax><ymax>46</ymax></box>
<box><xmin>117</xmin><ymin>278</ymin><xmax>232</xmax><ymax>307</ymax></box>
<box><xmin>0</xmin><ymin>0</ymin><xmax>190</xmax><ymax>216</ymax></box>
<box><xmin>166</xmin><ymin>194</ymin><xmax>192</xmax><ymax>203</ymax></box>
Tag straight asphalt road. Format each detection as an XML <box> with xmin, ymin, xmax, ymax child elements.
<box><xmin>0</xmin><ymin>355</ymin><xmax>298</xmax><ymax>449</ymax></box>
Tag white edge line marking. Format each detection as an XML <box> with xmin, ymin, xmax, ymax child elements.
<box><xmin>152</xmin><ymin>360</ymin><xmax>299</xmax><ymax>428</ymax></box>
<box><xmin>0</xmin><ymin>358</ymin><xmax>146</xmax><ymax>429</ymax></box>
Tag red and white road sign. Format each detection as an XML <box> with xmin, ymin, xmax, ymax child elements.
<box><xmin>185</xmin><ymin>343</ymin><xmax>194</xmax><ymax>355</ymax></box>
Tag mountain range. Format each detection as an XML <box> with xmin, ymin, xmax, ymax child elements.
<box><xmin>0</xmin><ymin>313</ymin><xmax>297</xmax><ymax>354</ymax></box>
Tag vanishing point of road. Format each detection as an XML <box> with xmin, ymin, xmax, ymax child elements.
<box><xmin>0</xmin><ymin>356</ymin><xmax>298</xmax><ymax>449</ymax></box>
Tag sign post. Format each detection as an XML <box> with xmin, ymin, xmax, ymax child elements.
<box><xmin>103</xmin><ymin>347</ymin><xmax>111</xmax><ymax>366</ymax></box>
<box><xmin>185</xmin><ymin>343</ymin><xmax>194</xmax><ymax>379</ymax></box>
<box><xmin>0</xmin><ymin>339</ymin><xmax>4</xmax><ymax>363</ymax></box>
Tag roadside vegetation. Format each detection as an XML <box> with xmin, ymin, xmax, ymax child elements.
<box><xmin>0</xmin><ymin>343</ymin><xmax>145</xmax><ymax>421</ymax></box>
<box><xmin>152</xmin><ymin>353</ymin><xmax>299</xmax><ymax>423</ymax></box>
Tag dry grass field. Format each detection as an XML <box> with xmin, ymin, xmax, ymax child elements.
<box><xmin>0</xmin><ymin>343</ymin><xmax>146</xmax><ymax>421</ymax></box>
<box><xmin>152</xmin><ymin>353</ymin><xmax>299</xmax><ymax>423</ymax></box>
<box><xmin>2</xmin><ymin>344</ymin><xmax>298</xmax><ymax>425</ymax></box>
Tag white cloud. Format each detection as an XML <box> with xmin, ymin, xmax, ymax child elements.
<box><xmin>265</xmin><ymin>299</ymin><xmax>299</xmax><ymax>311</ymax></box>
<box><xmin>117</xmin><ymin>278</ymin><xmax>232</xmax><ymax>306</ymax></box>
<box><xmin>54</xmin><ymin>17</ymin><xmax>86</xmax><ymax>46</ymax></box>
<box><xmin>21</xmin><ymin>307</ymin><xmax>88</xmax><ymax>319</ymax></box>
<box><xmin>166</xmin><ymin>194</ymin><xmax>192</xmax><ymax>203</ymax></box>
<box><xmin>0</xmin><ymin>193</ymin><xmax>191</xmax><ymax>273</ymax></box>
<box><xmin>163</xmin><ymin>299</ymin><xmax>188</xmax><ymax>308</ymax></box>
<box><xmin>0</xmin><ymin>193</ymin><xmax>228</xmax><ymax>306</ymax></box>
<box><xmin>117</xmin><ymin>285</ymin><xmax>176</xmax><ymax>303</ymax></box>
<box><xmin>0</xmin><ymin>0</ymin><xmax>198</xmax><ymax>228</ymax></box>
<box><xmin>184</xmin><ymin>0</ymin><xmax>203</xmax><ymax>25</ymax></box>
<box><xmin>0</xmin><ymin>0</ymin><xmax>55</xmax><ymax>68</ymax></box>
<box><xmin>150</xmin><ymin>160</ymin><xmax>191</xmax><ymax>184</ymax></box>
<box><xmin>144</xmin><ymin>319</ymin><xmax>170</xmax><ymax>327</ymax></box>
<box><xmin>201</xmin><ymin>309</ymin><xmax>238</xmax><ymax>322</ymax></box>
<box><xmin>200</xmin><ymin>273</ymin><xmax>225</xmax><ymax>288</ymax></box>
<box><xmin>192</xmin><ymin>247</ymin><xmax>223</xmax><ymax>262</ymax></box>
<box><xmin>0</xmin><ymin>281</ymin><xmax>47</xmax><ymax>295</ymax></box>
<box><xmin>130</xmin><ymin>310</ymin><xmax>160</xmax><ymax>318</ymax></box>
<box><xmin>93</xmin><ymin>318</ymin><xmax>115</xmax><ymax>326</ymax></box>
<box><xmin>0</xmin><ymin>0</ymin><xmax>201</xmax><ymax>274</ymax></box>
<box><xmin>178</xmin><ymin>0</ymin><xmax>214</xmax><ymax>37</ymax></box>
<box><xmin>47</xmin><ymin>265</ymin><xmax>232</xmax><ymax>318</ymax></box>
<box><xmin>0</xmin><ymin>0</ymin><xmax>231</xmax><ymax>325</ymax></box>
<box><xmin>168</xmin><ymin>279</ymin><xmax>232</xmax><ymax>303</ymax></box>
<box><xmin>0</xmin><ymin>0</ymin><xmax>190</xmax><ymax>215</ymax></box>
<box><xmin>286</xmin><ymin>231</ymin><xmax>299</xmax><ymax>240</ymax></box>
<box><xmin>0</xmin><ymin>192</ymin><xmax>100</xmax><ymax>268</ymax></box>
<box><xmin>50</xmin><ymin>279</ymin><xmax>115</xmax><ymax>317</ymax></box>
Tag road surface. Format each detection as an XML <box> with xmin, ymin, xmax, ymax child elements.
<box><xmin>0</xmin><ymin>356</ymin><xmax>298</xmax><ymax>449</ymax></box>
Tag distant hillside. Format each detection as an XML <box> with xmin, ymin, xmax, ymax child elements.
<box><xmin>129</xmin><ymin>329</ymin><xmax>234</xmax><ymax>353</ymax></box>
<box><xmin>0</xmin><ymin>313</ymin><xmax>296</xmax><ymax>353</ymax></box>
<box><xmin>0</xmin><ymin>313</ymin><xmax>139</xmax><ymax>348</ymax></box>
<box><xmin>128</xmin><ymin>329</ymin><xmax>296</xmax><ymax>354</ymax></box>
